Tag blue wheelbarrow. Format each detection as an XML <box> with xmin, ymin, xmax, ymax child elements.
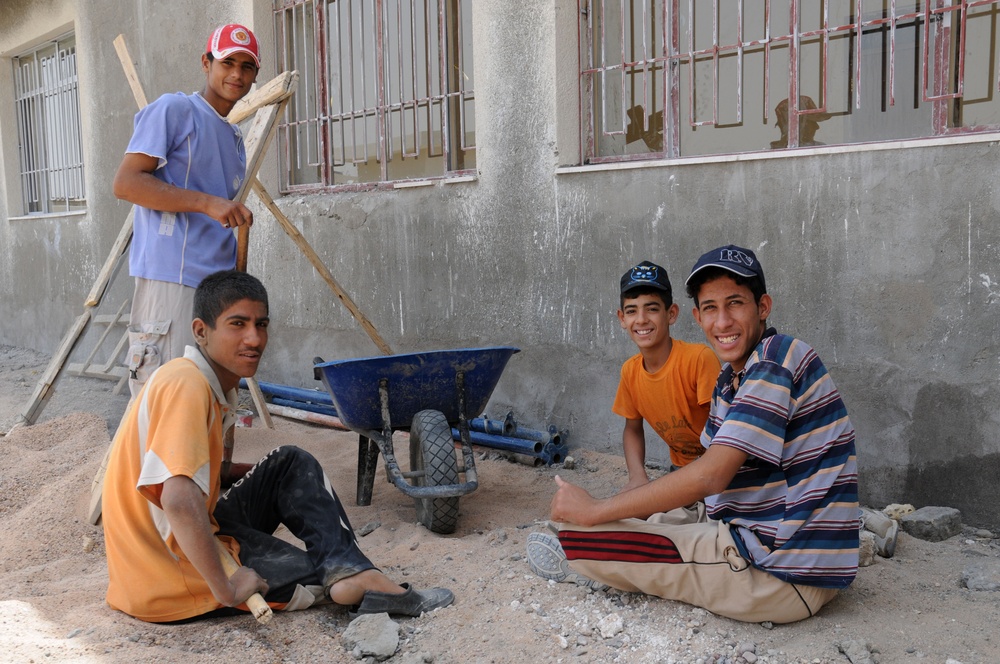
<box><xmin>314</xmin><ymin>347</ymin><xmax>519</xmax><ymax>534</ymax></box>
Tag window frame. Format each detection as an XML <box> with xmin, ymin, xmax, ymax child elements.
<box><xmin>578</xmin><ymin>0</ymin><xmax>1000</xmax><ymax>165</ymax></box>
<box><xmin>11</xmin><ymin>31</ymin><xmax>86</xmax><ymax>215</ymax></box>
<box><xmin>273</xmin><ymin>0</ymin><xmax>477</xmax><ymax>194</ymax></box>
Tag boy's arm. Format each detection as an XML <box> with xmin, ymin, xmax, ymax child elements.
<box><xmin>551</xmin><ymin>443</ymin><xmax>748</xmax><ymax>526</ymax></box>
<box><xmin>113</xmin><ymin>152</ymin><xmax>254</xmax><ymax>229</ymax></box>
<box><xmin>219</xmin><ymin>429</ymin><xmax>255</xmax><ymax>487</ymax></box>
<box><xmin>221</xmin><ymin>462</ymin><xmax>256</xmax><ymax>487</ymax></box>
<box><xmin>160</xmin><ymin>475</ymin><xmax>268</xmax><ymax>606</ymax></box>
<box><xmin>621</xmin><ymin>418</ymin><xmax>650</xmax><ymax>492</ymax></box>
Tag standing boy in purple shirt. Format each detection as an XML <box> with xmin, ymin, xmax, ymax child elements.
<box><xmin>114</xmin><ymin>24</ymin><xmax>260</xmax><ymax>397</ymax></box>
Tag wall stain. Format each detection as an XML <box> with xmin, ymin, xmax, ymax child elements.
<box><xmin>902</xmin><ymin>382</ymin><xmax>1000</xmax><ymax>527</ymax></box>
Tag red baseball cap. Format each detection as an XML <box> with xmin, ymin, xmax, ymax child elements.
<box><xmin>206</xmin><ymin>24</ymin><xmax>260</xmax><ymax>68</ymax></box>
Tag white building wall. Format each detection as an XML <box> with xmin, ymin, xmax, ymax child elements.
<box><xmin>2</xmin><ymin>0</ymin><xmax>999</xmax><ymax>526</ymax></box>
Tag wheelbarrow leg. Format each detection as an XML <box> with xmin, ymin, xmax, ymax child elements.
<box><xmin>357</xmin><ymin>434</ymin><xmax>379</xmax><ymax>506</ymax></box>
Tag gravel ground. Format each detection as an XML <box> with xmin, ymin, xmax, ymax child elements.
<box><xmin>1</xmin><ymin>344</ymin><xmax>999</xmax><ymax>664</ymax></box>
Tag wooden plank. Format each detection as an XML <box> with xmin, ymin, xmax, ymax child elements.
<box><xmin>113</xmin><ymin>34</ymin><xmax>148</xmax><ymax>108</ymax></box>
<box><xmin>85</xmin><ymin>36</ymin><xmax>148</xmax><ymax>525</ymax></box>
<box><xmin>82</xmin><ymin>36</ymin><xmax>147</xmax><ymax>309</ymax></box>
<box><xmin>67</xmin><ymin>365</ymin><xmax>130</xmax><ymax>381</ymax></box>
<box><xmin>229</xmin><ymin>98</ymin><xmax>288</xmax><ymax>428</ymax></box>
<box><xmin>85</xmin><ymin>208</ymin><xmax>134</xmax><ymax>307</ymax></box>
<box><xmin>265</xmin><ymin>402</ymin><xmax>350</xmax><ymax>430</ymax></box>
<box><xmin>250</xmin><ymin>180</ymin><xmax>395</xmax><ymax>356</ymax></box>
<box><xmin>228</xmin><ymin>70</ymin><xmax>298</xmax><ymax>124</ymax></box>
<box><xmin>87</xmin><ymin>443</ymin><xmax>111</xmax><ymax>525</ymax></box>
<box><xmin>87</xmin><ymin>406</ymin><xmax>131</xmax><ymax>525</ymax></box>
<box><xmin>100</xmin><ymin>329</ymin><xmax>131</xmax><ymax>374</ymax></box>
<box><xmin>92</xmin><ymin>313</ymin><xmax>131</xmax><ymax>326</ymax></box>
<box><xmin>244</xmin><ymin>377</ymin><xmax>275</xmax><ymax>429</ymax></box>
<box><xmin>17</xmin><ymin>311</ymin><xmax>92</xmax><ymax>426</ymax></box>
<box><xmin>235</xmin><ymin>100</ymin><xmax>285</xmax><ymax>271</ymax></box>
<box><xmin>74</xmin><ymin>298</ymin><xmax>131</xmax><ymax>375</ymax></box>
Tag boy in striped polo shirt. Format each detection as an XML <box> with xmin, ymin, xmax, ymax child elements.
<box><xmin>528</xmin><ymin>244</ymin><xmax>859</xmax><ymax>624</ymax></box>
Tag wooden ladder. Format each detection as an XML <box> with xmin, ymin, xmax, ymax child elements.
<box><xmin>14</xmin><ymin>46</ymin><xmax>298</xmax><ymax>431</ymax></box>
<box><xmin>18</xmin><ymin>35</ymin><xmax>395</xmax><ymax>526</ymax></box>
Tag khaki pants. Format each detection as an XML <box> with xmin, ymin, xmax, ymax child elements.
<box><xmin>555</xmin><ymin>508</ymin><xmax>838</xmax><ymax>624</ymax></box>
<box><xmin>128</xmin><ymin>278</ymin><xmax>196</xmax><ymax>398</ymax></box>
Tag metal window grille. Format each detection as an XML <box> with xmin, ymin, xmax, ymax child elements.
<box><xmin>580</xmin><ymin>0</ymin><xmax>1000</xmax><ymax>162</ymax></box>
<box><xmin>274</xmin><ymin>0</ymin><xmax>476</xmax><ymax>192</ymax></box>
<box><xmin>12</xmin><ymin>33</ymin><xmax>86</xmax><ymax>214</ymax></box>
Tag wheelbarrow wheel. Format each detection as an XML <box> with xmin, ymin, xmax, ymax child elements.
<box><xmin>409</xmin><ymin>409</ymin><xmax>460</xmax><ymax>534</ymax></box>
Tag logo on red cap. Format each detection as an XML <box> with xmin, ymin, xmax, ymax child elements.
<box><xmin>207</xmin><ymin>24</ymin><xmax>260</xmax><ymax>68</ymax></box>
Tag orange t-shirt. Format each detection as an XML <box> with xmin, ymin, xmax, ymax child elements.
<box><xmin>102</xmin><ymin>349</ymin><xmax>239</xmax><ymax>622</ymax></box>
<box><xmin>613</xmin><ymin>338</ymin><xmax>721</xmax><ymax>467</ymax></box>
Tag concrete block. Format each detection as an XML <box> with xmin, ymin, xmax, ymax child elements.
<box><xmin>342</xmin><ymin>613</ymin><xmax>400</xmax><ymax>661</ymax></box>
<box><xmin>961</xmin><ymin>560</ymin><xmax>1000</xmax><ymax>591</ymax></box>
<box><xmin>900</xmin><ymin>506</ymin><xmax>963</xmax><ymax>542</ymax></box>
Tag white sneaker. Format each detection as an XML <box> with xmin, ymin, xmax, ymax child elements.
<box><xmin>526</xmin><ymin>532</ymin><xmax>609</xmax><ymax>591</ymax></box>
<box><xmin>859</xmin><ymin>507</ymin><xmax>899</xmax><ymax>558</ymax></box>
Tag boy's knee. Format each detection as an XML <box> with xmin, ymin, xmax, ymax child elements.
<box><xmin>265</xmin><ymin>445</ymin><xmax>323</xmax><ymax>473</ymax></box>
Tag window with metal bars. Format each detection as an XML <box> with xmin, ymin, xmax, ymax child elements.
<box><xmin>580</xmin><ymin>1</ymin><xmax>1000</xmax><ymax>162</ymax></box>
<box><xmin>273</xmin><ymin>0</ymin><xmax>476</xmax><ymax>192</ymax></box>
<box><xmin>12</xmin><ymin>33</ymin><xmax>86</xmax><ymax>214</ymax></box>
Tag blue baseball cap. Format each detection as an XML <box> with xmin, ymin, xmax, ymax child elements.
<box><xmin>620</xmin><ymin>260</ymin><xmax>672</xmax><ymax>296</ymax></box>
<box><xmin>685</xmin><ymin>245</ymin><xmax>766</xmax><ymax>292</ymax></box>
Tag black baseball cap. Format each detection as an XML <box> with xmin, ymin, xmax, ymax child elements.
<box><xmin>685</xmin><ymin>245</ymin><xmax>766</xmax><ymax>292</ymax></box>
<box><xmin>620</xmin><ymin>261</ymin><xmax>672</xmax><ymax>296</ymax></box>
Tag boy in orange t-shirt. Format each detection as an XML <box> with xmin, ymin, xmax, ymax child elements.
<box><xmin>613</xmin><ymin>261</ymin><xmax>720</xmax><ymax>492</ymax></box>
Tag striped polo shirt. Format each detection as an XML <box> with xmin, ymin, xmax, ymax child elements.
<box><xmin>702</xmin><ymin>329</ymin><xmax>859</xmax><ymax>589</ymax></box>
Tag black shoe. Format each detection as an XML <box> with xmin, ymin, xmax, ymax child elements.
<box><xmin>350</xmin><ymin>583</ymin><xmax>454</xmax><ymax>617</ymax></box>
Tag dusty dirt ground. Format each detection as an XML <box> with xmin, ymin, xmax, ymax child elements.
<box><xmin>1</xmin><ymin>343</ymin><xmax>999</xmax><ymax>664</ymax></box>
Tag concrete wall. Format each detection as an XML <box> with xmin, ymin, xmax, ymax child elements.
<box><xmin>2</xmin><ymin>1</ymin><xmax>999</xmax><ymax>527</ymax></box>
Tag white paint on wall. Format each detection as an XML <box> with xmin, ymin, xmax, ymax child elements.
<box><xmin>979</xmin><ymin>274</ymin><xmax>999</xmax><ymax>305</ymax></box>
<box><xmin>968</xmin><ymin>204</ymin><xmax>974</xmax><ymax>306</ymax></box>
<box><xmin>652</xmin><ymin>203</ymin><xmax>666</xmax><ymax>230</ymax></box>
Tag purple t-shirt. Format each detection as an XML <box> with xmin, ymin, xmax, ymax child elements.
<box><xmin>127</xmin><ymin>92</ymin><xmax>245</xmax><ymax>288</ymax></box>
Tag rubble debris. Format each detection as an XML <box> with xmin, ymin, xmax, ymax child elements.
<box><xmin>901</xmin><ymin>506</ymin><xmax>963</xmax><ymax>542</ymax></box>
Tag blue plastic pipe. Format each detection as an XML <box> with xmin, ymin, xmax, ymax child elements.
<box><xmin>507</xmin><ymin>424</ymin><xmax>564</xmax><ymax>448</ymax></box>
<box><xmin>541</xmin><ymin>441</ymin><xmax>569</xmax><ymax>464</ymax></box>
<box><xmin>239</xmin><ymin>379</ymin><xmax>335</xmax><ymax>407</ymax></box>
<box><xmin>271</xmin><ymin>397</ymin><xmax>340</xmax><ymax>418</ymax></box>
<box><xmin>451</xmin><ymin>428</ymin><xmax>544</xmax><ymax>455</ymax></box>
<box><xmin>468</xmin><ymin>416</ymin><xmax>515</xmax><ymax>436</ymax></box>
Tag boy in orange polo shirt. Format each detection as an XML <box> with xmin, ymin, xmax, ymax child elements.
<box><xmin>103</xmin><ymin>271</ymin><xmax>453</xmax><ymax>622</ymax></box>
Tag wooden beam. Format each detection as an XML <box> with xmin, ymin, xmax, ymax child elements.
<box><xmin>85</xmin><ymin>209</ymin><xmax>134</xmax><ymax>307</ymax></box>
<box><xmin>113</xmin><ymin>34</ymin><xmax>148</xmax><ymax>108</ymax></box>
<box><xmin>16</xmin><ymin>311</ymin><xmax>92</xmax><ymax>427</ymax></box>
<box><xmin>235</xmin><ymin>100</ymin><xmax>286</xmax><ymax>271</ymax></box>
<box><xmin>250</xmin><ymin>179</ymin><xmax>395</xmax><ymax>356</ymax></box>
<box><xmin>244</xmin><ymin>375</ymin><xmax>275</xmax><ymax>429</ymax></box>
<box><xmin>228</xmin><ymin>71</ymin><xmax>297</xmax><ymax>125</ymax></box>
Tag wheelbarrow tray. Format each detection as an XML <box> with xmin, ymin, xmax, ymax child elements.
<box><xmin>314</xmin><ymin>347</ymin><xmax>519</xmax><ymax>534</ymax></box>
<box><xmin>315</xmin><ymin>346</ymin><xmax>520</xmax><ymax>433</ymax></box>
